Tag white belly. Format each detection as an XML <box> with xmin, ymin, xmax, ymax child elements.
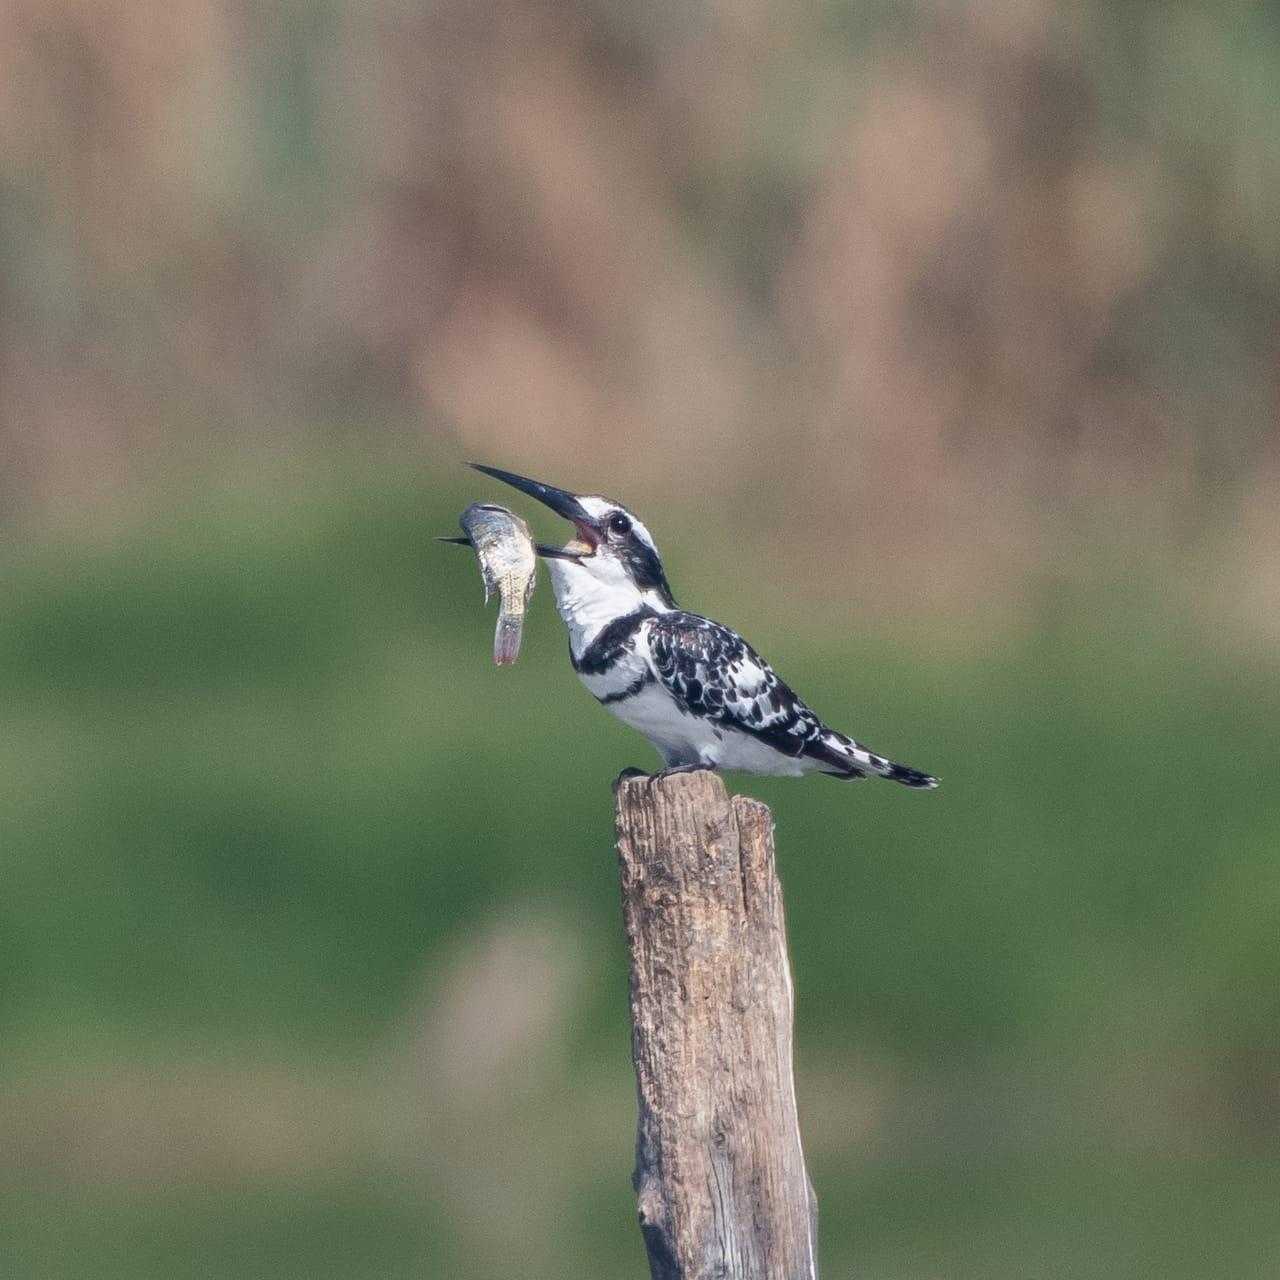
<box><xmin>707</xmin><ymin>729</ymin><xmax>812</xmax><ymax>776</ymax></box>
<box><xmin>577</xmin><ymin>658</ymin><xmax>697</xmax><ymax>764</ymax></box>
<box><xmin>577</xmin><ymin>661</ymin><xmax>811</xmax><ymax>775</ymax></box>
<box><xmin>605</xmin><ymin>681</ymin><xmax>711</xmax><ymax>762</ymax></box>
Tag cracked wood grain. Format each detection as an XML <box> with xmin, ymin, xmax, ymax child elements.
<box><xmin>614</xmin><ymin>770</ymin><xmax>819</xmax><ymax>1280</ymax></box>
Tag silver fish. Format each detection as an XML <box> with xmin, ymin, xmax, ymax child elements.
<box><xmin>443</xmin><ymin>502</ymin><xmax>537</xmax><ymax>665</ymax></box>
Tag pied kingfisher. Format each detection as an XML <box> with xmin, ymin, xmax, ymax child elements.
<box><xmin>470</xmin><ymin>465</ymin><xmax>938</xmax><ymax>788</ymax></box>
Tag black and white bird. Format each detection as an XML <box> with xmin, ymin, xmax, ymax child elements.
<box><xmin>470</xmin><ymin>464</ymin><xmax>938</xmax><ymax>788</ymax></box>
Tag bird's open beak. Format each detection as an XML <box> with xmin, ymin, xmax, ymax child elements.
<box><xmin>469</xmin><ymin>463</ymin><xmax>600</xmax><ymax>560</ymax></box>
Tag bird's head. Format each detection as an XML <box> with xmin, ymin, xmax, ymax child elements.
<box><xmin>470</xmin><ymin>465</ymin><xmax>676</xmax><ymax>616</ymax></box>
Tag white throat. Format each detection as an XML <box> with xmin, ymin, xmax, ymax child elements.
<box><xmin>545</xmin><ymin>557</ymin><xmax>671</xmax><ymax>657</ymax></box>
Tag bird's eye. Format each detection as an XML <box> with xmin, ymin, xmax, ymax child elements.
<box><xmin>608</xmin><ymin>512</ymin><xmax>631</xmax><ymax>537</ymax></box>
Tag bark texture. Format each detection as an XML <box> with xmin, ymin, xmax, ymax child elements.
<box><xmin>614</xmin><ymin>770</ymin><xmax>818</xmax><ymax>1280</ymax></box>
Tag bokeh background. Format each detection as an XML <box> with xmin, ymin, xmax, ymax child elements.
<box><xmin>3</xmin><ymin>1</ymin><xmax>1279</xmax><ymax>1276</ymax></box>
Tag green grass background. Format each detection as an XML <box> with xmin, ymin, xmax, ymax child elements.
<box><xmin>1</xmin><ymin>459</ymin><xmax>1276</xmax><ymax>1278</ymax></box>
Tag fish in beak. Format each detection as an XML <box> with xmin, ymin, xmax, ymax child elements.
<box><xmin>468</xmin><ymin>464</ymin><xmax>600</xmax><ymax>560</ymax></box>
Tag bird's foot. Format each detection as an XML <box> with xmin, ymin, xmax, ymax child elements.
<box><xmin>653</xmin><ymin>763</ymin><xmax>718</xmax><ymax>780</ymax></box>
<box><xmin>614</xmin><ymin>763</ymin><xmax>718</xmax><ymax>791</ymax></box>
<box><xmin>613</xmin><ymin>766</ymin><xmax>650</xmax><ymax>790</ymax></box>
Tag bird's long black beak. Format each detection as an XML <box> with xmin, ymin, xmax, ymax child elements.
<box><xmin>469</xmin><ymin>463</ymin><xmax>597</xmax><ymax>559</ymax></box>
<box><xmin>469</xmin><ymin>464</ymin><xmax>589</xmax><ymax>522</ymax></box>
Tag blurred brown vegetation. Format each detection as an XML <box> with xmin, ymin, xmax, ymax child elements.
<box><xmin>3</xmin><ymin>0</ymin><xmax>1277</xmax><ymax>617</ymax></box>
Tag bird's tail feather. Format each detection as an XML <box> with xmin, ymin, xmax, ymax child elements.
<box><xmin>815</xmin><ymin>730</ymin><xmax>938</xmax><ymax>789</ymax></box>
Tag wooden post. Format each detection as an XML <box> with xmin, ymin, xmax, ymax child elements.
<box><xmin>614</xmin><ymin>770</ymin><xmax>819</xmax><ymax>1280</ymax></box>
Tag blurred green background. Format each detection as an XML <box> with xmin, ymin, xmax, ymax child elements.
<box><xmin>2</xmin><ymin>1</ymin><xmax>1279</xmax><ymax>1276</ymax></box>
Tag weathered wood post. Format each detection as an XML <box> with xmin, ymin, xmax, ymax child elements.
<box><xmin>614</xmin><ymin>770</ymin><xmax>819</xmax><ymax>1280</ymax></box>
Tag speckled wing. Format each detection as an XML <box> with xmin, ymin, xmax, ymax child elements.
<box><xmin>643</xmin><ymin>612</ymin><xmax>826</xmax><ymax>760</ymax></box>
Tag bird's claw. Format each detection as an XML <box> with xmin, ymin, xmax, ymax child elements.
<box><xmin>653</xmin><ymin>763</ymin><xmax>717</xmax><ymax>780</ymax></box>
<box><xmin>614</xmin><ymin>763</ymin><xmax>717</xmax><ymax>791</ymax></box>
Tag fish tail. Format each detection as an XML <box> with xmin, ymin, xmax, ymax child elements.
<box><xmin>492</xmin><ymin>612</ymin><xmax>524</xmax><ymax>666</ymax></box>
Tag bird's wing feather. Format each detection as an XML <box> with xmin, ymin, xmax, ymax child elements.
<box><xmin>642</xmin><ymin>612</ymin><xmax>825</xmax><ymax>758</ymax></box>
